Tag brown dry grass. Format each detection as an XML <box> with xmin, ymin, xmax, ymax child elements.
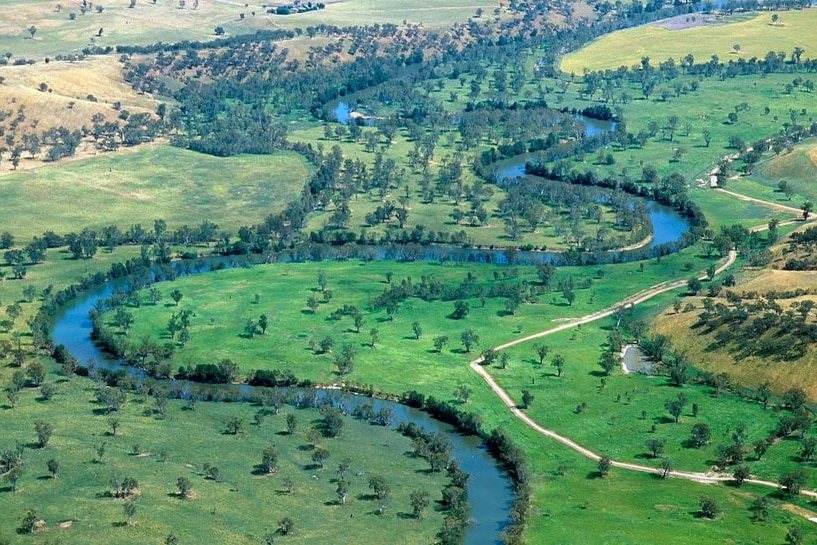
<box><xmin>654</xmin><ymin>266</ymin><xmax>817</xmax><ymax>399</ymax></box>
<box><xmin>0</xmin><ymin>55</ymin><xmax>159</xmax><ymax>130</ymax></box>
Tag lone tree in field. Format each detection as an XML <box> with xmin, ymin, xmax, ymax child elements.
<box><xmin>35</xmin><ymin>420</ymin><xmax>53</xmax><ymax>448</ymax></box>
<box><xmin>28</xmin><ymin>26</ymin><xmax>37</xmax><ymax>39</ymax></box>
<box><xmin>551</xmin><ymin>353</ymin><xmax>565</xmax><ymax>377</ymax></box>
<box><xmin>170</xmin><ymin>289</ymin><xmax>183</xmax><ymax>306</ymax></box>
<box><xmin>433</xmin><ymin>335</ymin><xmax>449</xmax><ymax>353</ymax></box>
<box><xmin>261</xmin><ymin>447</ymin><xmax>278</xmax><ymax>474</ymax></box>
<box><xmin>177</xmin><ymin>476</ymin><xmax>193</xmax><ymax>499</ymax></box>
<box><xmin>599</xmin><ymin>351</ymin><xmax>617</xmax><ymax>375</ymax></box>
<box><xmin>802</xmin><ymin>201</ymin><xmax>813</xmax><ymax>221</ymax></box>
<box><xmin>410</xmin><ymin>490</ymin><xmax>430</xmax><ymax>519</ymax></box>
<box><xmin>779</xmin><ymin>469</ymin><xmax>808</xmax><ymax>498</ymax></box>
<box><xmin>597</xmin><ymin>456</ymin><xmax>612</xmax><ymax>477</ymax></box>
<box><xmin>521</xmin><ymin>389</ymin><xmax>534</xmax><ymax>409</ymax></box>
<box><xmin>645</xmin><ymin>438</ymin><xmax>666</xmax><ymax>459</ymax></box>
<box><xmin>665</xmin><ymin>394</ymin><xmax>687</xmax><ymax>423</ymax></box>
<box><xmin>534</xmin><ymin>343</ymin><xmax>549</xmax><ymax>366</ymax></box>
<box><xmin>460</xmin><ymin>329</ymin><xmax>479</xmax><ymax>353</ymax></box>
<box><xmin>279</xmin><ymin>516</ymin><xmax>294</xmax><ymax>535</ymax></box>
<box><xmin>47</xmin><ymin>458</ymin><xmax>59</xmax><ymax>479</ymax></box>
<box><xmin>124</xmin><ymin>500</ymin><xmax>137</xmax><ymax>526</ymax></box>
<box><xmin>699</xmin><ymin>496</ymin><xmax>721</xmax><ymax>519</ymax></box>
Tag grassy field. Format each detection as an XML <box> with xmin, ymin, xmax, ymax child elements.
<box><xmin>560</xmin><ymin>9</ymin><xmax>817</xmax><ymax>73</ymax></box>
<box><xmin>100</xmin><ymin>251</ymin><xmax>718</xmax><ymax>391</ymax></box>
<box><xmin>268</xmin><ymin>0</ymin><xmax>503</xmax><ymax>30</ymax></box>
<box><xmin>0</xmin><ymin>0</ymin><xmax>273</xmax><ymax>58</ymax></box>
<box><xmin>291</xmin><ymin>125</ymin><xmax>646</xmax><ymax>250</ymax></box>
<box><xmin>0</xmin><ymin>145</ymin><xmax>311</xmax><ymax>241</ymax></box>
<box><xmin>0</xmin><ymin>377</ymin><xmax>449</xmax><ymax>545</ymax></box>
<box><xmin>0</xmin><ymin>55</ymin><xmax>159</xmax><ymax>135</ymax></box>
<box><xmin>740</xmin><ymin>140</ymin><xmax>817</xmax><ymax>205</ymax></box>
<box><xmin>0</xmin><ymin>0</ymin><xmax>500</xmax><ymax>60</ymax></box>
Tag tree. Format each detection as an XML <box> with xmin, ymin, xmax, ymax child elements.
<box><xmin>800</xmin><ymin>436</ymin><xmax>817</xmax><ymax>463</ymax></box>
<box><xmin>534</xmin><ymin>343</ymin><xmax>549</xmax><ymax>366</ymax></box>
<box><xmin>520</xmin><ymin>389</ymin><xmax>534</xmax><ymax>409</ymax></box>
<box><xmin>412</xmin><ymin>321</ymin><xmax>422</xmax><ymax>340</ymax></box>
<box><xmin>665</xmin><ymin>395</ymin><xmax>687</xmax><ymax>423</ymax></box>
<box><xmin>258</xmin><ymin>314</ymin><xmax>268</xmax><ymax>334</ymax></box>
<box><xmin>454</xmin><ymin>384</ymin><xmax>472</xmax><ymax>404</ymax></box>
<box><xmin>279</xmin><ymin>517</ymin><xmax>294</xmax><ymax>535</ymax></box>
<box><xmin>702</xmin><ymin>129</ymin><xmax>711</xmax><ymax>147</ymax></box>
<box><xmin>786</xmin><ymin>526</ymin><xmax>804</xmax><ymax>545</ymax></box>
<box><xmin>368</xmin><ymin>474</ymin><xmax>390</xmax><ymax>501</ymax></box>
<box><xmin>699</xmin><ymin>496</ymin><xmax>720</xmax><ymax>519</ymax></box>
<box><xmin>645</xmin><ymin>438</ymin><xmax>666</xmax><ymax>458</ymax></box>
<box><xmin>108</xmin><ymin>418</ymin><xmax>120</xmax><ymax>437</ymax></box>
<box><xmin>779</xmin><ymin>469</ymin><xmax>808</xmax><ymax>498</ymax></box>
<box><xmin>4</xmin><ymin>466</ymin><xmax>23</xmax><ymax>492</ymax></box>
<box><xmin>47</xmin><ymin>458</ymin><xmax>59</xmax><ymax>479</ymax></box>
<box><xmin>170</xmin><ymin>289</ymin><xmax>183</xmax><ymax>306</ymax></box>
<box><xmin>312</xmin><ymin>446</ymin><xmax>329</xmax><ymax>468</ymax></box>
<box><xmin>732</xmin><ymin>465</ymin><xmax>751</xmax><ymax>487</ymax></box>
<box><xmin>778</xmin><ymin>179</ymin><xmax>794</xmax><ymax>200</ymax></box>
<box><xmin>28</xmin><ymin>26</ymin><xmax>36</xmax><ymax>39</ymax></box>
<box><xmin>286</xmin><ymin>414</ymin><xmax>297</xmax><ymax>435</ymax></box>
<box><xmin>34</xmin><ymin>420</ymin><xmax>53</xmax><ymax>448</ymax></box>
<box><xmin>433</xmin><ymin>335</ymin><xmax>449</xmax><ymax>353</ymax></box>
<box><xmin>597</xmin><ymin>456</ymin><xmax>612</xmax><ymax>477</ymax></box>
<box><xmin>802</xmin><ymin>201</ymin><xmax>813</xmax><ymax>221</ymax></box>
<box><xmin>688</xmin><ymin>423</ymin><xmax>711</xmax><ymax>448</ymax></box>
<box><xmin>687</xmin><ymin>277</ymin><xmax>702</xmax><ymax>295</ymax></box>
<box><xmin>460</xmin><ymin>329</ymin><xmax>479</xmax><ymax>353</ymax></box>
<box><xmin>369</xmin><ymin>328</ymin><xmax>379</xmax><ymax>348</ymax></box>
<box><xmin>336</xmin><ymin>478</ymin><xmax>350</xmax><ymax>505</ymax></box>
<box><xmin>551</xmin><ymin>353</ymin><xmax>565</xmax><ymax>377</ymax></box>
<box><xmin>225</xmin><ymin>416</ymin><xmax>244</xmax><ymax>435</ymax></box>
<box><xmin>599</xmin><ymin>352</ymin><xmax>617</xmax><ymax>375</ymax></box>
<box><xmin>124</xmin><ymin>500</ymin><xmax>137</xmax><ymax>526</ymax></box>
<box><xmin>20</xmin><ymin>509</ymin><xmax>37</xmax><ymax>533</ymax></box>
<box><xmin>177</xmin><ymin>476</ymin><xmax>193</xmax><ymax>499</ymax></box>
<box><xmin>410</xmin><ymin>490</ymin><xmax>430</xmax><ymax>519</ymax></box>
<box><xmin>451</xmin><ymin>300</ymin><xmax>470</xmax><ymax>320</ymax></box>
<box><xmin>261</xmin><ymin>447</ymin><xmax>278</xmax><ymax>474</ymax></box>
<box><xmin>749</xmin><ymin>496</ymin><xmax>769</xmax><ymax>521</ymax></box>
<box><xmin>757</xmin><ymin>382</ymin><xmax>772</xmax><ymax>409</ymax></box>
<box><xmin>660</xmin><ymin>457</ymin><xmax>673</xmax><ymax>479</ymax></box>
<box><xmin>214</xmin><ymin>26</ymin><xmax>225</xmax><ymax>35</ymax></box>
<box><xmin>307</xmin><ymin>295</ymin><xmax>319</xmax><ymax>314</ymax></box>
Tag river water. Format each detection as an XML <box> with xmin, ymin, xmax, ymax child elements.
<box><xmin>51</xmin><ymin>266</ymin><xmax>513</xmax><ymax>545</ymax></box>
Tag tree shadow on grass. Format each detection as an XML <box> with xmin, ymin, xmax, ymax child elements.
<box><xmin>397</xmin><ymin>512</ymin><xmax>416</xmax><ymax>520</ymax></box>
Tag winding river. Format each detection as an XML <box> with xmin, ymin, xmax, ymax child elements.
<box><xmin>51</xmin><ymin>269</ymin><xmax>513</xmax><ymax>545</ymax></box>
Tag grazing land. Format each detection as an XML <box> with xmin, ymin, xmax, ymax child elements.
<box><xmin>2</xmin><ymin>0</ymin><xmax>817</xmax><ymax>544</ymax></box>
<box><xmin>560</xmin><ymin>9</ymin><xmax>817</xmax><ymax>73</ymax></box>
<box><xmin>0</xmin><ymin>378</ymin><xmax>449</xmax><ymax>545</ymax></box>
<box><xmin>0</xmin><ymin>146</ymin><xmax>310</xmax><ymax>239</ymax></box>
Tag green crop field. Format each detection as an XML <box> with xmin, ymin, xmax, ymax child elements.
<box><xmin>0</xmin><ymin>145</ymin><xmax>311</xmax><ymax>241</ymax></box>
<box><xmin>560</xmin><ymin>9</ymin><xmax>817</xmax><ymax>73</ymax></box>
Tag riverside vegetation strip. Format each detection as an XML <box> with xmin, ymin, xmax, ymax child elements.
<box><xmin>3</xmin><ymin>0</ymin><xmax>817</xmax><ymax>543</ymax></box>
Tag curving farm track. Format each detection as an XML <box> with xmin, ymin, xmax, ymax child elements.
<box><xmin>469</xmin><ymin>190</ymin><xmax>817</xmax><ymax>504</ymax></box>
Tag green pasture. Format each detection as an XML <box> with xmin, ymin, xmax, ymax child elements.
<box><xmin>0</xmin><ymin>145</ymin><xmax>310</xmax><ymax>241</ymax></box>
<box><xmin>560</xmin><ymin>9</ymin><xmax>817</xmax><ymax>73</ymax></box>
<box><xmin>0</xmin><ymin>378</ymin><xmax>449</xmax><ymax>545</ymax></box>
<box><xmin>744</xmin><ymin>139</ymin><xmax>817</xmax><ymax>204</ymax></box>
<box><xmin>101</xmin><ymin>251</ymin><xmax>716</xmax><ymax>391</ymax></box>
<box><xmin>488</xmin><ymin>320</ymin><xmax>816</xmax><ymax>482</ymax></box>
